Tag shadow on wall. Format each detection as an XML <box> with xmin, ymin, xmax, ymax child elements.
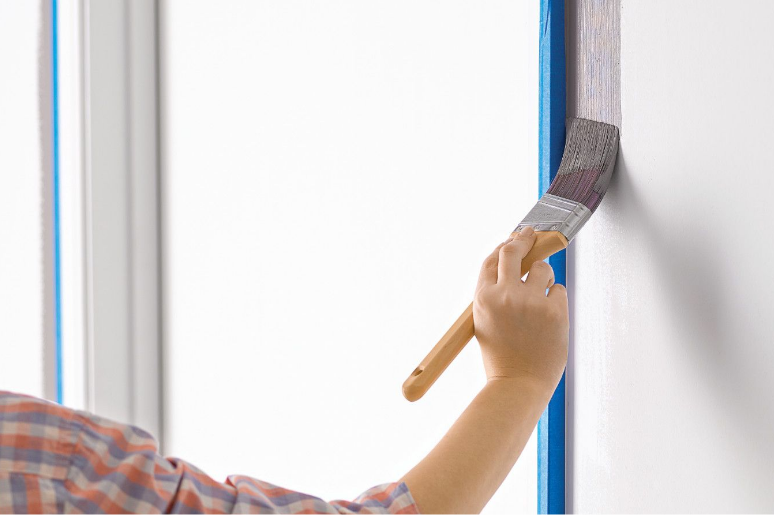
<box><xmin>595</xmin><ymin>147</ymin><xmax>774</xmax><ymax>491</ymax></box>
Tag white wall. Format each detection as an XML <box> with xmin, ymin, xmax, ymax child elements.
<box><xmin>160</xmin><ymin>1</ymin><xmax>539</xmax><ymax>511</ymax></box>
<box><xmin>0</xmin><ymin>0</ymin><xmax>48</xmax><ymax>398</ymax></box>
<box><xmin>569</xmin><ymin>1</ymin><xmax>774</xmax><ymax>511</ymax></box>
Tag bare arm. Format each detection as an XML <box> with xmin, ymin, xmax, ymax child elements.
<box><xmin>401</xmin><ymin>227</ymin><xmax>569</xmax><ymax>514</ymax></box>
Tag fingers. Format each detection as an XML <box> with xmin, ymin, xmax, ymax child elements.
<box><xmin>524</xmin><ymin>260</ymin><xmax>555</xmax><ymax>292</ymax></box>
<box><xmin>477</xmin><ymin>240</ymin><xmax>510</xmax><ymax>292</ymax></box>
<box><xmin>497</xmin><ymin>227</ymin><xmax>536</xmax><ymax>283</ymax></box>
<box><xmin>547</xmin><ymin>283</ymin><xmax>568</xmax><ymax>303</ymax></box>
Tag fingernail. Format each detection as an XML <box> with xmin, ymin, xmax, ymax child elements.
<box><xmin>520</xmin><ymin>226</ymin><xmax>535</xmax><ymax>236</ymax></box>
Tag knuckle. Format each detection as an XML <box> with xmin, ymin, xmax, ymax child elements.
<box><xmin>500</xmin><ymin>241</ymin><xmax>522</xmax><ymax>254</ymax></box>
<box><xmin>481</xmin><ymin>255</ymin><xmax>498</xmax><ymax>270</ymax></box>
<box><xmin>540</xmin><ymin>305</ymin><xmax>562</xmax><ymax>324</ymax></box>
<box><xmin>530</xmin><ymin>260</ymin><xmax>551</xmax><ymax>272</ymax></box>
<box><xmin>475</xmin><ymin>288</ymin><xmax>496</xmax><ymax>307</ymax></box>
<box><xmin>501</xmin><ymin>290</ymin><xmax>522</xmax><ymax>308</ymax></box>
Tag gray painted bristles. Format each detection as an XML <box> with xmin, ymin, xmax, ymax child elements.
<box><xmin>547</xmin><ymin>118</ymin><xmax>620</xmax><ymax>212</ymax></box>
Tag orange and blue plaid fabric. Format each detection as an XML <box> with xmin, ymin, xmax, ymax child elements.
<box><xmin>0</xmin><ymin>392</ymin><xmax>419</xmax><ymax>514</ymax></box>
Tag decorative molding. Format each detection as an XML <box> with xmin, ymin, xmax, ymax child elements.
<box><xmin>56</xmin><ymin>0</ymin><xmax>162</xmax><ymax>441</ymax></box>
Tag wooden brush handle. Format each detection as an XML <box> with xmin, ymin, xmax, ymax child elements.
<box><xmin>402</xmin><ymin>230</ymin><xmax>568</xmax><ymax>402</ymax></box>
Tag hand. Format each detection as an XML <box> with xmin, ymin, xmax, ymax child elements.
<box><xmin>401</xmin><ymin>227</ymin><xmax>568</xmax><ymax>513</ymax></box>
<box><xmin>473</xmin><ymin>227</ymin><xmax>569</xmax><ymax>392</ymax></box>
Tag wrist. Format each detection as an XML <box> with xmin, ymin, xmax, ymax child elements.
<box><xmin>483</xmin><ymin>355</ymin><xmax>566</xmax><ymax>398</ymax></box>
<box><xmin>484</xmin><ymin>374</ymin><xmax>557</xmax><ymax>403</ymax></box>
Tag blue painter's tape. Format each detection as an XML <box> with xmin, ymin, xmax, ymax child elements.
<box><xmin>52</xmin><ymin>0</ymin><xmax>63</xmax><ymax>403</ymax></box>
<box><xmin>537</xmin><ymin>0</ymin><xmax>565</xmax><ymax>513</ymax></box>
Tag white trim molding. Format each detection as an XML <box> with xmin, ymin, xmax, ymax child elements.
<box><xmin>56</xmin><ymin>0</ymin><xmax>162</xmax><ymax>441</ymax></box>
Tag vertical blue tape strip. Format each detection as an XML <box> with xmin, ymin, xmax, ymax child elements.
<box><xmin>537</xmin><ymin>0</ymin><xmax>565</xmax><ymax>513</ymax></box>
<box><xmin>52</xmin><ymin>0</ymin><xmax>63</xmax><ymax>403</ymax></box>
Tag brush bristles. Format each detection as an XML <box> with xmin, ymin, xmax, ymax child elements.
<box><xmin>546</xmin><ymin>118</ymin><xmax>620</xmax><ymax>212</ymax></box>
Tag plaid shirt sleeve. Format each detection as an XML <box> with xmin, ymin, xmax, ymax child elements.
<box><xmin>0</xmin><ymin>392</ymin><xmax>419</xmax><ymax>514</ymax></box>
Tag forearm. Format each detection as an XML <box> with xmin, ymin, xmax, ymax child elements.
<box><xmin>400</xmin><ymin>376</ymin><xmax>554</xmax><ymax>514</ymax></box>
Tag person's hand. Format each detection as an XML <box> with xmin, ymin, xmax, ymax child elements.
<box><xmin>401</xmin><ymin>227</ymin><xmax>569</xmax><ymax>513</ymax></box>
<box><xmin>473</xmin><ymin>227</ymin><xmax>569</xmax><ymax>392</ymax></box>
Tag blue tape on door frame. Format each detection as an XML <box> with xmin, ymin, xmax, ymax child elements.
<box><xmin>51</xmin><ymin>0</ymin><xmax>63</xmax><ymax>403</ymax></box>
<box><xmin>537</xmin><ymin>0</ymin><xmax>565</xmax><ymax>513</ymax></box>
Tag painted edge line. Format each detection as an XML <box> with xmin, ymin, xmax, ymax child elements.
<box><xmin>52</xmin><ymin>0</ymin><xmax>63</xmax><ymax>404</ymax></box>
<box><xmin>537</xmin><ymin>0</ymin><xmax>566</xmax><ymax>513</ymax></box>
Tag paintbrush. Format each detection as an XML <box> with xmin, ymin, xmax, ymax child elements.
<box><xmin>403</xmin><ymin>117</ymin><xmax>619</xmax><ymax>401</ymax></box>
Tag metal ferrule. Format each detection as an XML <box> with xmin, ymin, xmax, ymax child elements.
<box><xmin>513</xmin><ymin>193</ymin><xmax>592</xmax><ymax>242</ymax></box>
